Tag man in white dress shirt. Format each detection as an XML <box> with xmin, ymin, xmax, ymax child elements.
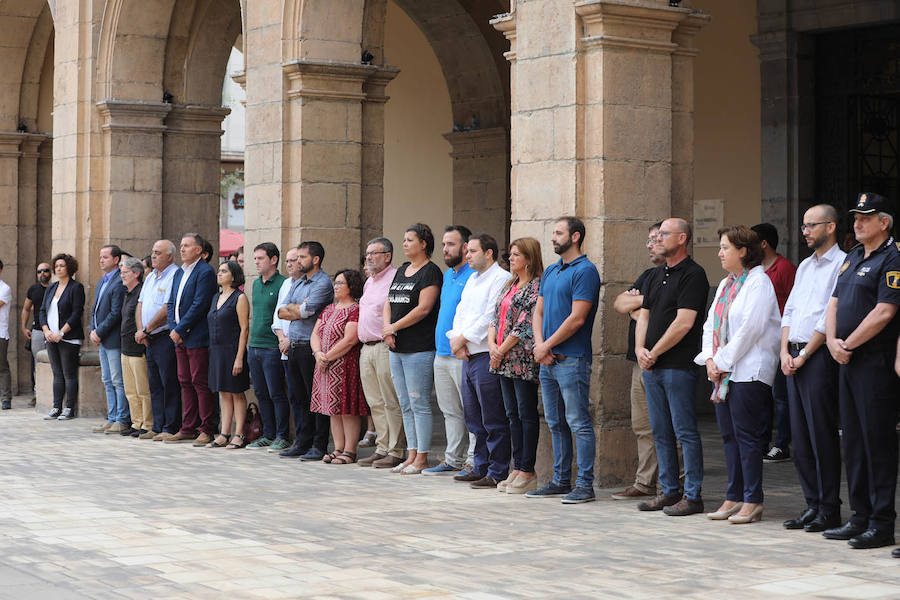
<box><xmin>0</xmin><ymin>259</ymin><xmax>11</xmax><ymax>410</ymax></box>
<box><xmin>447</xmin><ymin>233</ymin><xmax>512</xmax><ymax>488</ymax></box>
<box><xmin>780</xmin><ymin>204</ymin><xmax>846</xmax><ymax>533</ymax></box>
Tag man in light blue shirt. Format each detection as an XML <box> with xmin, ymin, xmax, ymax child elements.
<box><xmin>277</xmin><ymin>241</ymin><xmax>334</xmax><ymax>461</ymax></box>
<box><xmin>425</xmin><ymin>225</ymin><xmax>476</xmax><ymax>476</ymax></box>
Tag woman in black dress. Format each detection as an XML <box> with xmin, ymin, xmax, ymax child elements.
<box><xmin>206</xmin><ymin>261</ymin><xmax>250</xmax><ymax>449</ymax></box>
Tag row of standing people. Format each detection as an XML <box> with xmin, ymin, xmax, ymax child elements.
<box><xmin>613</xmin><ymin>195</ymin><xmax>900</xmax><ymax>557</ymax></box>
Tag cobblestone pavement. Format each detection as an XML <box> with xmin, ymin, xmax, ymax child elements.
<box><xmin>2</xmin><ymin>395</ymin><xmax>899</xmax><ymax>599</ymax></box>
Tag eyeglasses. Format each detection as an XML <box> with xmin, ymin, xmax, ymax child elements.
<box><xmin>333</xmin><ymin>281</ymin><xmax>347</xmax><ymax>286</ymax></box>
<box><xmin>800</xmin><ymin>221</ymin><xmax>831</xmax><ymax>232</ymax></box>
<box><xmin>37</xmin><ymin>268</ymin><xmax>50</xmax><ymax>273</ymax></box>
<box><xmin>365</xmin><ymin>251</ymin><xmax>389</xmax><ymax>257</ymax></box>
<box><xmin>657</xmin><ymin>231</ymin><xmax>679</xmax><ymax>238</ymax></box>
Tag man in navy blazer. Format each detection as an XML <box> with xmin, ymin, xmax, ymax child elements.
<box><xmin>165</xmin><ymin>233</ymin><xmax>218</xmax><ymax>444</ymax></box>
<box><xmin>89</xmin><ymin>245</ymin><xmax>130</xmax><ymax>434</ymax></box>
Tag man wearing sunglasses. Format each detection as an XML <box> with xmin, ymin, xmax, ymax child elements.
<box><xmin>17</xmin><ymin>262</ymin><xmax>52</xmax><ymax>408</ymax></box>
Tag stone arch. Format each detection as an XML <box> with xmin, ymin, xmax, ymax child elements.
<box><xmin>17</xmin><ymin>3</ymin><xmax>53</xmax><ymax>132</ymax></box>
<box><xmin>0</xmin><ymin>0</ymin><xmax>52</xmax><ymax>129</ymax></box>
<box><xmin>389</xmin><ymin>0</ymin><xmax>511</xmax><ymax>245</ymax></box>
<box><xmin>282</xmin><ymin>0</ymin><xmax>366</xmax><ymax>64</ymax></box>
<box><xmin>97</xmin><ymin>0</ymin><xmax>176</xmax><ymax>101</ymax></box>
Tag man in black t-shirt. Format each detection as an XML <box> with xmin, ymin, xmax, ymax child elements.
<box><xmin>635</xmin><ymin>218</ymin><xmax>709</xmax><ymax>517</ymax></box>
<box><xmin>20</xmin><ymin>262</ymin><xmax>51</xmax><ymax>405</ymax></box>
<box><xmin>610</xmin><ymin>222</ymin><xmax>664</xmax><ymax>500</ymax></box>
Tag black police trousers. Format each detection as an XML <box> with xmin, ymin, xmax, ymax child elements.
<box><xmin>838</xmin><ymin>347</ymin><xmax>900</xmax><ymax>534</ymax></box>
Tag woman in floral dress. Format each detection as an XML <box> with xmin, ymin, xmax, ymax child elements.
<box><xmin>310</xmin><ymin>269</ymin><xmax>368</xmax><ymax>464</ymax></box>
<box><xmin>487</xmin><ymin>237</ymin><xmax>543</xmax><ymax>494</ymax></box>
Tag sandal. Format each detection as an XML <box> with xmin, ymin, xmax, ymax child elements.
<box><xmin>357</xmin><ymin>431</ymin><xmax>377</xmax><ymax>448</ymax></box>
<box><xmin>322</xmin><ymin>450</ymin><xmax>341</xmax><ymax>463</ymax></box>
<box><xmin>206</xmin><ymin>433</ymin><xmax>229</xmax><ymax>448</ymax></box>
<box><xmin>331</xmin><ymin>451</ymin><xmax>357</xmax><ymax>464</ymax></box>
<box><xmin>226</xmin><ymin>433</ymin><xmax>246</xmax><ymax>449</ymax></box>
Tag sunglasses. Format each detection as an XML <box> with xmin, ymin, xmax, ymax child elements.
<box><xmin>37</xmin><ymin>269</ymin><xmax>50</xmax><ymax>273</ymax></box>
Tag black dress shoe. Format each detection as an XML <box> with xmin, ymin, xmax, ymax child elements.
<box><xmin>891</xmin><ymin>547</ymin><xmax>900</xmax><ymax>558</ymax></box>
<box><xmin>783</xmin><ymin>508</ymin><xmax>817</xmax><ymax>530</ymax></box>
<box><xmin>119</xmin><ymin>426</ymin><xmax>138</xmax><ymax>436</ymax></box>
<box><xmin>804</xmin><ymin>512</ymin><xmax>841</xmax><ymax>533</ymax></box>
<box><xmin>823</xmin><ymin>521</ymin><xmax>868</xmax><ymax>540</ymax></box>
<box><xmin>849</xmin><ymin>528</ymin><xmax>895</xmax><ymax>549</ymax></box>
<box><xmin>279</xmin><ymin>444</ymin><xmax>307</xmax><ymax>458</ymax></box>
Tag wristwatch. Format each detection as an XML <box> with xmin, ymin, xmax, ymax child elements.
<box><xmin>798</xmin><ymin>348</ymin><xmax>807</xmax><ymax>359</ymax></box>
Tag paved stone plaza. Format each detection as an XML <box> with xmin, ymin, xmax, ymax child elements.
<box><xmin>2</xmin><ymin>395</ymin><xmax>899</xmax><ymax>599</ymax></box>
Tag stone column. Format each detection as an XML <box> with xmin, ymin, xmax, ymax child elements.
<box><xmin>163</xmin><ymin>105</ymin><xmax>230</xmax><ymax>252</ymax></box>
<box><xmin>751</xmin><ymin>30</ymin><xmax>815</xmax><ymax>263</ymax></box>
<box><xmin>494</xmin><ymin>0</ymin><xmax>708</xmax><ymax>486</ymax></box>
<box><xmin>281</xmin><ymin>60</ymin><xmax>376</xmax><ymax>271</ymax></box>
<box><xmin>360</xmin><ymin>67</ymin><xmax>399</xmax><ymax>251</ymax></box>
<box><xmin>95</xmin><ymin>100</ymin><xmax>171</xmax><ymax>258</ymax></box>
<box><xmin>0</xmin><ymin>133</ymin><xmax>23</xmax><ymax>396</ymax></box>
<box><xmin>443</xmin><ymin>127</ymin><xmax>510</xmax><ymax>246</ymax></box>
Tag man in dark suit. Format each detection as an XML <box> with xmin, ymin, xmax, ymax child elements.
<box><xmin>89</xmin><ymin>245</ymin><xmax>129</xmax><ymax>434</ymax></box>
<box><xmin>165</xmin><ymin>233</ymin><xmax>217</xmax><ymax>445</ymax></box>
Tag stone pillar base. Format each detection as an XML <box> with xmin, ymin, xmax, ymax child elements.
<box><xmin>35</xmin><ymin>350</ymin><xmax>106</xmax><ymax>417</ymax></box>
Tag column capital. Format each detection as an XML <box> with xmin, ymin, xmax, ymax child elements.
<box><xmin>443</xmin><ymin>127</ymin><xmax>507</xmax><ymax>159</ymax></box>
<box><xmin>165</xmin><ymin>105</ymin><xmax>231</xmax><ymax>136</ymax></box>
<box><xmin>574</xmin><ymin>0</ymin><xmax>704</xmax><ymax>54</ymax></box>
<box><xmin>490</xmin><ymin>12</ymin><xmax>517</xmax><ymax>62</ymax></box>
<box><xmin>750</xmin><ymin>30</ymin><xmax>796</xmax><ymax>63</ymax></box>
<box><xmin>282</xmin><ymin>60</ymin><xmax>380</xmax><ymax>101</ymax></box>
<box><xmin>0</xmin><ymin>132</ymin><xmax>26</xmax><ymax>157</ymax></box>
<box><xmin>21</xmin><ymin>133</ymin><xmax>49</xmax><ymax>158</ymax></box>
<box><xmin>96</xmin><ymin>100</ymin><xmax>173</xmax><ymax>133</ymax></box>
<box><xmin>231</xmin><ymin>70</ymin><xmax>246</xmax><ymax>90</ymax></box>
<box><xmin>363</xmin><ymin>66</ymin><xmax>401</xmax><ymax>104</ymax></box>
<box><xmin>673</xmin><ymin>11</ymin><xmax>711</xmax><ymax>56</ymax></box>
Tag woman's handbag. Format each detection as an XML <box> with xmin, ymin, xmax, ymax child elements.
<box><xmin>244</xmin><ymin>402</ymin><xmax>263</xmax><ymax>443</ymax></box>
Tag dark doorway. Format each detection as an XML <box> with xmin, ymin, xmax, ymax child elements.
<box><xmin>815</xmin><ymin>23</ymin><xmax>900</xmax><ymax>247</ymax></box>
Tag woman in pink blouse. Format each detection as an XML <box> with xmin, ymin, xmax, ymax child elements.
<box><xmin>488</xmin><ymin>238</ymin><xmax>543</xmax><ymax>494</ymax></box>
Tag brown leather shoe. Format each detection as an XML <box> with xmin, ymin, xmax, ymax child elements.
<box><xmin>663</xmin><ymin>496</ymin><xmax>705</xmax><ymax>516</ymax></box>
<box><xmin>454</xmin><ymin>470</ymin><xmax>484</xmax><ymax>482</ymax></box>
<box><xmin>372</xmin><ymin>455</ymin><xmax>403</xmax><ymax>469</ymax></box>
<box><xmin>92</xmin><ymin>422</ymin><xmax>111</xmax><ymax>433</ymax></box>
<box><xmin>139</xmin><ymin>431</ymin><xmax>158</xmax><ymax>440</ymax></box>
<box><xmin>358</xmin><ymin>452</ymin><xmax>386</xmax><ymax>467</ymax></box>
<box><xmin>164</xmin><ymin>431</ymin><xmax>198</xmax><ymax>444</ymax></box>
<box><xmin>470</xmin><ymin>476</ymin><xmax>499</xmax><ymax>489</ymax></box>
<box><xmin>611</xmin><ymin>485</ymin><xmax>655</xmax><ymax>500</ymax></box>
<box><xmin>192</xmin><ymin>432</ymin><xmax>214</xmax><ymax>447</ymax></box>
<box><xmin>637</xmin><ymin>493</ymin><xmax>682</xmax><ymax>511</ymax></box>
<box><xmin>153</xmin><ymin>432</ymin><xmax>174</xmax><ymax>441</ymax></box>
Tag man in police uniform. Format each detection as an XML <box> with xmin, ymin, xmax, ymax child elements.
<box><xmin>824</xmin><ymin>192</ymin><xmax>900</xmax><ymax>550</ymax></box>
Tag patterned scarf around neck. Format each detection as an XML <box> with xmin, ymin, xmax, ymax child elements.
<box><xmin>710</xmin><ymin>268</ymin><xmax>748</xmax><ymax>403</ymax></box>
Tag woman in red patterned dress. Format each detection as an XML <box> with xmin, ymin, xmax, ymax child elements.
<box><xmin>310</xmin><ymin>268</ymin><xmax>369</xmax><ymax>464</ymax></box>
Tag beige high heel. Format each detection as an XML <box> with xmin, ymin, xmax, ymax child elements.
<box><xmin>707</xmin><ymin>502</ymin><xmax>742</xmax><ymax>520</ymax></box>
<box><xmin>728</xmin><ymin>504</ymin><xmax>763</xmax><ymax>524</ymax></box>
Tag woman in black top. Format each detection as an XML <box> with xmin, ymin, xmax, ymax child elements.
<box><xmin>382</xmin><ymin>223</ymin><xmax>442</xmax><ymax>474</ymax></box>
<box><xmin>205</xmin><ymin>261</ymin><xmax>251</xmax><ymax>449</ymax></box>
<box><xmin>39</xmin><ymin>253</ymin><xmax>85</xmax><ymax>420</ymax></box>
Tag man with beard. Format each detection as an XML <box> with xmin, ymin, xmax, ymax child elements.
<box><xmin>20</xmin><ymin>262</ymin><xmax>52</xmax><ymax>407</ymax></box>
<box><xmin>425</xmin><ymin>225</ymin><xmax>477</xmax><ymax>476</ymax></box>
<box><xmin>610</xmin><ymin>222</ymin><xmax>665</xmax><ymax>500</ymax></box>
<box><xmin>277</xmin><ymin>241</ymin><xmax>334</xmax><ymax>461</ymax></box>
<box><xmin>634</xmin><ymin>217</ymin><xmax>709</xmax><ymax>516</ymax></box>
<box><xmin>780</xmin><ymin>204</ymin><xmax>845</xmax><ymax>533</ymax></box>
<box><xmin>528</xmin><ymin>216</ymin><xmax>601</xmax><ymax>504</ymax></box>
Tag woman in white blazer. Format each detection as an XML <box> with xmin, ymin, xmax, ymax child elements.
<box><xmin>696</xmin><ymin>225</ymin><xmax>782</xmax><ymax>524</ymax></box>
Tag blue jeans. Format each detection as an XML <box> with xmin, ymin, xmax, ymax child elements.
<box><xmin>642</xmin><ymin>368</ymin><xmax>703</xmax><ymax>501</ymax></box>
<box><xmin>248</xmin><ymin>347</ymin><xmax>290</xmax><ymax>440</ymax></box>
<box><xmin>389</xmin><ymin>350</ymin><xmax>435</xmax><ymax>453</ymax></box>
<box><xmin>99</xmin><ymin>344</ymin><xmax>129</xmax><ymax>424</ymax></box>
<box><xmin>539</xmin><ymin>357</ymin><xmax>595</xmax><ymax>489</ymax></box>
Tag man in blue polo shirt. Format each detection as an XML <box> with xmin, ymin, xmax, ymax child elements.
<box><xmin>425</xmin><ymin>225</ymin><xmax>476</xmax><ymax>476</ymax></box>
<box><xmin>529</xmin><ymin>216</ymin><xmax>601</xmax><ymax>504</ymax></box>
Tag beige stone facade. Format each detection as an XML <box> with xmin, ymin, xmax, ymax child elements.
<box><xmin>5</xmin><ymin>0</ymin><xmax>897</xmax><ymax>484</ymax></box>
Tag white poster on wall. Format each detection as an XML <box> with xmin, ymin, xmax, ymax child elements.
<box><xmin>694</xmin><ymin>199</ymin><xmax>724</xmax><ymax>247</ymax></box>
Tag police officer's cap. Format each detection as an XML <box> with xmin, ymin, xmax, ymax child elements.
<box><xmin>849</xmin><ymin>192</ymin><xmax>893</xmax><ymax>216</ymax></box>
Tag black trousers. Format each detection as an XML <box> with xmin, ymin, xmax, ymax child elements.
<box><xmin>839</xmin><ymin>346</ymin><xmax>900</xmax><ymax>533</ymax></box>
<box><xmin>146</xmin><ymin>333</ymin><xmax>182</xmax><ymax>434</ymax></box>
<box><xmin>46</xmin><ymin>341</ymin><xmax>79</xmax><ymax>410</ymax></box>
<box><xmin>786</xmin><ymin>347</ymin><xmax>842</xmax><ymax>516</ymax></box>
<box><xmin>287</xmin><ymin>341</ymin><xmax>329</xmax><ymax>452</ymax></box>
